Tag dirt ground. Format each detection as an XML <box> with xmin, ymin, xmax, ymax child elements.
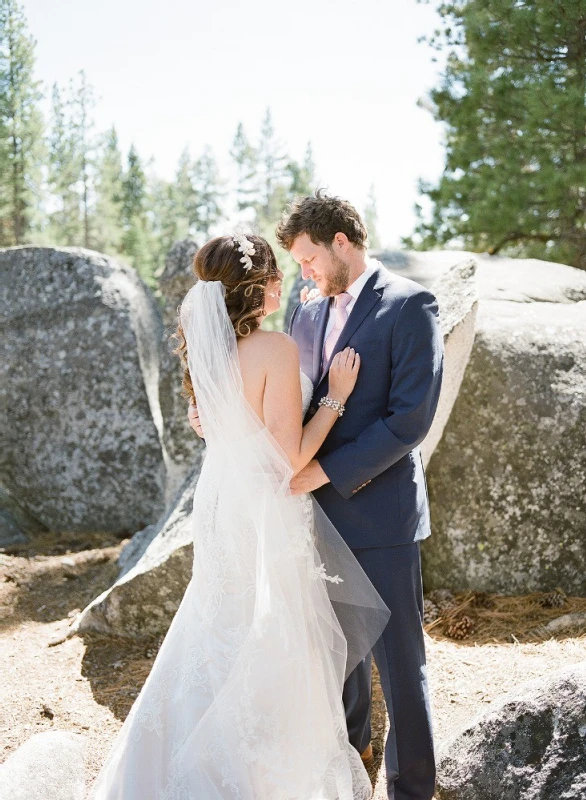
<box><xmin>1</xmin><ymin>533</ymin><xmax>585</xmax><ymax>797</ymax></box>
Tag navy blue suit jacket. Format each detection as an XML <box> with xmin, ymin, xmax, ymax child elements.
<box><xmin>289</xmin><ymin>264</ymin><xmax>444</xmax><ymax>549</ymax></box>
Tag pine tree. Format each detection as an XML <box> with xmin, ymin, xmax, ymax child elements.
<box><xmin>150</xmin><ymin>175</ymin><xmax>185</xmax><ymax>267</ymax></box>
<box><xmin>256</xmin><ymin>107</ymin><xmax>288</xmax><ymax>227</ymax></box>
<box><xmin>47</xmin><ymin>83</ymin><xmax>81</xmax><ymax>245</ymax></box>
<box><xmin>364</xmin><ymin>184</ymin><xmax>381</xmax><ymax>249</ymax></box>
<box><xmin>0</xmin><ymin>0</ymin><xmax>44</xmax><ymax>246</ymax></box>
<box><xmin>94</xmin><ymin>126</ymin><xmax>124</xmax><ymax>253</ymax></box>
<box><xmin>409</xmin><ymin>0</ymin><xmax>586</xmax><ymax>269</ymax></box>
<box><xmin>70</xmin><ymin>70</ymin><xmax>97</xmax><ymax>248</ymax></box>
<box><xmin>122</xmin><ymin>143</ymin><xmax>147</xmax><ymax>222</ymax></box>
<box><xmin>191</xmin><ymin>145</ymin><xmax>224</xmax><ymax>237</ymax></box>
<box><xmin>174</xmin><ymin>146</ymin><xmax>198</xmax><ymax>235</ymax></box>
<box><xmin>287</xmin><ymin>141</ymin><xmax>316</xmax><ymax>199</ymax></box>
<box><xmin>230</xmin><ymin>122</ymin><xmax>258</xmax><ymax>216</ymax></box>
<box><xmin>303</xmin><ymin>143</ymin><xmax>316</xmax><ymax>187</ymax></box>
<box><xmin>121</xmin><ymin>143</ymin><xmax>153</xmax><ymax>283</ymax></box>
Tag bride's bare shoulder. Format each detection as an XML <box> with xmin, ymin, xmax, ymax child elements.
<box><xmin>239</xmin><ymin>330</ymin><xmax>299</xmax><ymax>364</ymax></box>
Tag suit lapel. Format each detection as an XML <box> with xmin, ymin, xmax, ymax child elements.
<box><xmin>312</xmin><ymin>297</ymin><xmax>331</xmax><ymax>385</ymax></box>
<box><xmin>316</xmin><ymin>267</ymin><xmax>387</xmax><ymax>390</ymax></box>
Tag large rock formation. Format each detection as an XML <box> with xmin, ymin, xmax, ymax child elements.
<box><xmin>420</xmin><ymin>259</ymin><xmax>478</xmax><ymax>466</ymax></box>
<box><xmin>157</xmin><ymin>239</ymin><xmax>202</xmax><ymax>499</ymax></box>
<box><xmin>0</xmin><ymin>731</ymin><xmax>86</xmax><ymax>800</ymax></box>
<box><xmin>0</xmin><ymin>483</ymin><xmax>46</xmax><ymax>548</ymax></box>
<box><xmin>0</xmin><ymin>247</ymin><xmax>167</xmax><ymax>536</ymax></box>
<box><xmin>423</xmin><ymin>255</ymin><xmax>586</xmax><ymax>594</ymax></box>
<box><xmin>72</xmin><ymin>460</ymin><xmax>202</xmax><ymax>638</ymax></box>
<box><xmin>371</xmin><ymin>248</ymin><xmax>470</xmax><ymax>288</ymax></box>
<box><xmin>436</xmin><ymin>664</ymin><xmax>586</xmax><ymax>800</ymax></box>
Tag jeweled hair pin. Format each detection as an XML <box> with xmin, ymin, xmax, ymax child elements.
<box><xmin>232</xmin><ymin>230</ymin><xmax>256</xmax><ymax>272</ymax></box>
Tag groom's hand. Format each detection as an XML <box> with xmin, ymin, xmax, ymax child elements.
<box><xmin>290</xmin><ymin>459</ymin><xmax>330</xmax><ymax>495</ymax></box>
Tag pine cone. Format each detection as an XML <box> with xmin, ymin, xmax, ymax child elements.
<box><xmin>538</xmin><ymin>589</ymin><xmax>567</xmax><ymax>608</ymax></box>
<box><xmin>423</xmin><ymin>599</ymin><xmax>441</xmax><ymax>626</ymax></box>
<box><xmin>428</xmin><ymin>589</ymin><xmax>455</xmax><ymax>611</ymax></box>
<box><xmin>444</xmin><ymin>615</ymin><xmax>473</xmax><ymax>640</ymax></box>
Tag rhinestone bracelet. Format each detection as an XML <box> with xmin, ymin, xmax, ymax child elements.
<box><xmin>318</xmin><ymin>396</ymin><xmax>346</xmax><ymax>417</ymax></box>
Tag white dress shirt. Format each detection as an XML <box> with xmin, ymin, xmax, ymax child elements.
<box><xmin>324</xmin><ymin>260</ymin><xmax>378</xmax><ymax>338</ymax></box>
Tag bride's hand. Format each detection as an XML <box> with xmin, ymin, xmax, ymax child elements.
<box><xmin>327</xmin><ymin>347</ymin><xmax>360</xmax><ymax>404</ymax></box>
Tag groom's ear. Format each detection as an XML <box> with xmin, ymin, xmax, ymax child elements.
<box><xmin>332</xmin><ymin>232</ymin><xmax>350</xmax><ymax>253</ymax></box>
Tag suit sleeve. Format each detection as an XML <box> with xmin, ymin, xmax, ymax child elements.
<box><xmin>288</xmin><ymin>302</ymin><xmax>302</xmax><ymax>336</ymax></box>
<box><xmin>317</xmin><ymin>290</ymin><xmax>444</xmax><ymax>500</ymax></box>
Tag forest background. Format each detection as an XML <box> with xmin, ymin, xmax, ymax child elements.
<box><xmin>1</xmin><ymin>0</ymin><xmax>584</xmax><ymax>330</ymax></box>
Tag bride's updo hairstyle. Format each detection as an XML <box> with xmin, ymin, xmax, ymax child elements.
<box><xmin>173</xmin><ymin>234</ymin><xmax>279</xmax><ymax>404</ymax></box>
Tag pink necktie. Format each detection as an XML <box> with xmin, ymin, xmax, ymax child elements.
<box><xmin>323</xmin><ymin>292</ymin><xmax>352</xmax><ymax>366</ymax></box>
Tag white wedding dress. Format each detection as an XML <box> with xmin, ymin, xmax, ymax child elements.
<box><xmin>90</xmin><ymin>281</ymin><xmax>388</xmax><ymax>800</ymax></box>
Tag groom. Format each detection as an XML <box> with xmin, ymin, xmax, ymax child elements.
<box><xmin>277</xmin><ymin>191</ymin><xmax>443</xmax><ymax>800</ymax></box>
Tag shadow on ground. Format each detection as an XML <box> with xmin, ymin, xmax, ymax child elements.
<box><xmin>0</xmin><ymin>541</ymin><xmax>122</xmax><ymax>634</ymax></box>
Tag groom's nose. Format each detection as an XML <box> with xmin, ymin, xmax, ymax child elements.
<box><xmin>301</xmin><ymin>264</ymin><xmax>312</xmax><ymax>280</ymax></box>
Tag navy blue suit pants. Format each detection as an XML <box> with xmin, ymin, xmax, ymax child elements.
<box><xmin>343</xmin><ymin>543</ymin><xmax>436</xmax><ymax>800</ymax></box>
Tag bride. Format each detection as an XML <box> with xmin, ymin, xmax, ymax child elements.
<box><xmin>90</xmin><ymin>232</ymin><xmax>389</xmax><ymax>799</ymax></box>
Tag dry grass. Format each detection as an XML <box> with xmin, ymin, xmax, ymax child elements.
<box><xmin>1</xmin><ymin>539</ymin><xmax>585</xmax><ymax>796</ymax></box>
<box><xmin>424</xmin><ymin>589</ymin><xmax>586</xmax><ymax>644</ymax></box>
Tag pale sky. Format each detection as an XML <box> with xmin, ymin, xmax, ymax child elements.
<box><xmin>22</xmin><ymin>0</ymin><xmax>446</xmax><ymax>247</ymax></box>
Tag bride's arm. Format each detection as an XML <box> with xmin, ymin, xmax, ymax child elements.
<box><xmin>263</xmin><ymin>333</ymin><xmax>359</xmax><ymax>475</ymax></box>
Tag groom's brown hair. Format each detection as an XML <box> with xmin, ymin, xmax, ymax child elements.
<box><xmin>276</xmin><ymin>190</ymin><xmax>368</xmax><ymax>251</ymax></box>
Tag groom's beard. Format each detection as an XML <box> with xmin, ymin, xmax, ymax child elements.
<box><xmin>322</xmin><ymin>251</ymin><xmax>350</xmax><ymax>296</ymax></box>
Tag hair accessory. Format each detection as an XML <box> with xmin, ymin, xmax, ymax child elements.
<box><xmin>232</xmin><ymin>230</ymin><xmax>256</xmax><ymax>272</ymax></box>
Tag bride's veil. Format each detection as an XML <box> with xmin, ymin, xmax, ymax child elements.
<box><xmin>180</xmin><ymin>279</ymin><xmax>389</xmax><ymax>679</ymax></box>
